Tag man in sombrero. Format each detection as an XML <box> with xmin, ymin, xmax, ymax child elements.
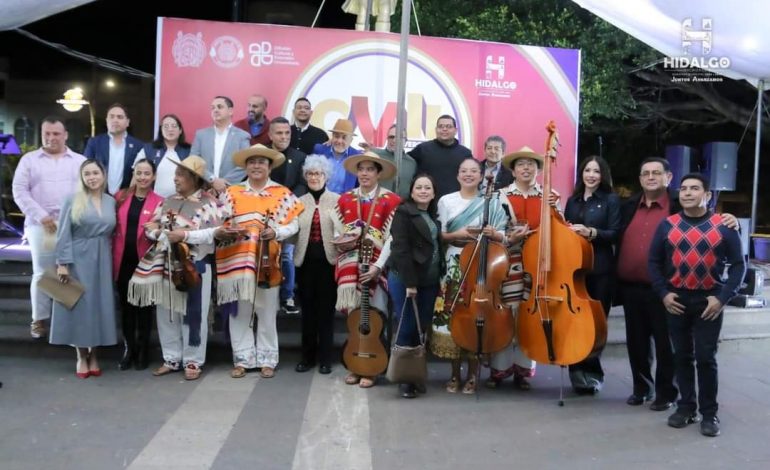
<box><xmin>312</xmin><ymin>118</ymin><xmax>362</xmax><ymax>194</ymax></box>
<box><xmin>181</xmin><ymin>144</ymin><xmax>304</xmax><ymax>379</ymax></box>
<box><xmin>334</xmin><ymin>151</ymin><xmax>401</xmax><ymax>388</ymax></box>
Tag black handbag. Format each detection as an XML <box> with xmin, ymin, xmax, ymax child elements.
<box><xmin>386</xmin><ymin>297</ymin><xmax>427</xmax><ymax>385</ymax></box>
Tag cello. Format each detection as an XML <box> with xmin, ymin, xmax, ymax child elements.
<box><xmin>450</xmin><ymin>175</ymin><xmax>515</xmax><ymax>356</ymax></box>
<box><xmin>517</xmin><ymin>122</ymin><xmax>607</xmax><ymax>367</ymax></box>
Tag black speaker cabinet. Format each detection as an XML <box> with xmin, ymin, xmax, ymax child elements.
<box><xmin>703</xmin><ymin>142</ymin><xmax>738</xmax><ymax>191</ymax></box>
<box><xmin>665</xmin><ymin>145</ymin><xmax>695</xmax><ymax>187</ymax></box>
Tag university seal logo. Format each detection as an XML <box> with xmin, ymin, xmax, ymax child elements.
<box><xmin>209</xmin><ymin>36</ymin><xmax>244</xmax><ymax>68</ymax></box>
<box><xmin>172</xmin><ymin>32</ymin><xmax>205</xmax><ymax>68</ymax></box>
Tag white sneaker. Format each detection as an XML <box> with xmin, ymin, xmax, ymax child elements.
<box><xmin>284</xmin><ymin>298</ymin><xmax>300</xmax><ymax>315</ymax></box>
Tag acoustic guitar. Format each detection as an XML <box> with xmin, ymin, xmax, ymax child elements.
<box><xmin>341</xmin><ymin>239</ymin><xmax>388</xmax><ymax>377</ymax></box>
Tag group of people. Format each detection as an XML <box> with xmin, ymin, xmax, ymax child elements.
<box><xmin>11</xmin><ymin>96</ymin><xmax>745</xmax><ymax>438</ymax></box>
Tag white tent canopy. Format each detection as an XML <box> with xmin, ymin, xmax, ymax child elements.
<box><xmin>572</xmin><ymin>0</ymin><xmax>770</xmax><ymax>84</ymax></box>
<box><xmin>573</xmin><ymin>0</ymin><xmax>768</xmax><ymax>233</ymax></box>
<box><xmin>0</xmin><ymin>0</ymin><xmax>96</xmax><ymax>31</ymax></box>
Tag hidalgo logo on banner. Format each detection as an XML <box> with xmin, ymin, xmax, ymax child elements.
<box><xmin>156</xmin><ymin>18</ymin><xmax>580</xmax><ymax>196</ymax></box>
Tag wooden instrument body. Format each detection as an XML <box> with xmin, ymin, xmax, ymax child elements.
<box><xmin>165</xmin><ymin>210</ymin><xmax>201</xmax><ymax>292</ymax></box>
<box><xmin>341</xmin><ymin>239</ymin><xmax>388</xmax><ymax>377</ymax></box>
<box><xmin>518</xmin><ymin>209</ymin><xmax>606</xmax><ymax>365</ymax></box>
<box><xmin>253</xmin><ymin>210</ymin><xmax>282</xmax><ymax>289</ymax></box>
<box><xmin>450</xmin><ymin>239</ymin><xmax>515</xmax><ymax>354</ymax></box>
<box><xmin>342</xmin><ymin>306</ymin><xmax>388</xmax><ymax>376</ymax></box>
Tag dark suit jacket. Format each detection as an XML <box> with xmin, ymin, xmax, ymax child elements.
<box><xmin>270</xmin><ymin>146</ymin><xmax>307</xmax><ymax>196</ymax></box>
<box><xmin>482</xmin><ymin>160</ymin><xmax>513</xmax><ymax>190</ymax></box>
<box><xmin>84</xmin><ymin>133</ymin><xmax>144</xmax><ymax>191</ymax></box>
<box><xmin>389</xmin><ymin>200</ymin><xmax>442</xmax><ymax>287</ymax></box>
<box><xmin>564</xmin><ymin>189</ymin><xmax>621</xmax><ymax>275</ymax></box>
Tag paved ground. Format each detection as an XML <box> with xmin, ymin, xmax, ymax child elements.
<box><xmin>1</xmin><ymin>336</ymin><xmax>770</xmax><ymax>470</ymax></box>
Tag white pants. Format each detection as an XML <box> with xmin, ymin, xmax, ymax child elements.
<box><xmin>155</xmin><ymin>266</ymin><xmax>212</xmax><ymax>367</ymax></box>
<box><xmin>230</xmin><ymin>286</ymin><xmax>279</xmax><ymax>368</ymax></box>
<box><xmin>26</xmin><ymin>224</ymin><xmax>56</xmax><ymax>322</ymax></box>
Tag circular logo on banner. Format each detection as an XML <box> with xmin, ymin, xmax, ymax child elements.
<box><xmin>209</xmin><ymin>36</ymin><xmax>244</xmax><ymax>68</ymax></box>
<box><xmin>284</xmin><ymin>40</ymin><xmax>471</xmax><ymax>149</ymax></box>
<box><xmin>172</xmin><ymin>31</ymin><xmax>206</xmax><ymax>68</ymax></box>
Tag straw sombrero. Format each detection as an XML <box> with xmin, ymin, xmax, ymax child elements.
<box><xmin>501</xmin><ymin>146</ymin><xmax>544</xmax><ymax>169</ymax></box>
<box><xmin>170</xmin><ymin>155</ymin><xmax>207</xmax><ymax>180</ymax></box>
<box><xmin>327</xmin><ymin>118</ymin><xmax>356</xmax><ymax>136</ymax></box>
<box><xmin>232</xmin><ymin>144</ymin><xmax>286</xmax><ymax>169</ymax></box>
<box><xmin>343</xmin><ymin>151</ymin><xmax>397</xmax><ymax>181</ymax></box>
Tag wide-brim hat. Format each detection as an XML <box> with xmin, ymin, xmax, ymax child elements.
<box><xmin>343</xmin><ymin>151</ymin><xmax>397</xmax><ymax>181</ymax></box>
<box><xmin>501</xmin><ymin>146</ymin><xmax>544</xmax><ymax>169</ymax></box>
<box><xmin>232</xmin><ymin>144</ymin><xmax>285</xmax><ymax>169</ymax></box>
<box><xmin>327</xmin><ymin>118</ymin><xmax>356</xmax><ymax>136</ymax></box>
<box><xmin>170</xmin><ymin>155</ymin><xmax>207</xmax><ymax>181</ymax></box>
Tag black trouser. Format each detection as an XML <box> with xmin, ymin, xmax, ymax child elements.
<box><xmin>621</xmin><ymin>282</ymin><xmax>678</xmax><ymax>401</ymax></box>
<box><xmin>296</xmin><ymin>256</ymin><xmax>337</xmax><ymax>367</ymax></box>
<box><xmin>569</xmin><ymin>272</ymin><xmax>613</xmax><ymax>380</ymax></box>
<box><xmin>117</xmin><ymin>262</ymin><xmax>153</xmax><ymax>361</ymax></box>
<box><xmin>667</xmin><ymin>292</ymin><xmax>723</xmax><ymax>418</ymax></box>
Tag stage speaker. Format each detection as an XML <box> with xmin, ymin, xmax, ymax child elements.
<box><xmin>665</xmin><ymin>145</ymin><xmax>695</xmax><ymax>187</ymax></box>
<box><xmin>703</xmin><ymin>142</ymin><xmax>738</xmax><ymax>191</ymax></box>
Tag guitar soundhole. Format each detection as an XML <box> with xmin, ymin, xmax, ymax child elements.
<box><xmin>359</xmin><ymin>324</ymin><xmax>371</xmax><ymax>335</ymax></box>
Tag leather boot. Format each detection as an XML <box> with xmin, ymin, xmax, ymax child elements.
<box><xmin>134</xmin><ymin>308</ymin><xmax>152</xmax><ymax>370</ymax></box>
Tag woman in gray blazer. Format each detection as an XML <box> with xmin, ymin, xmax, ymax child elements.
<box><xmin>293</xmin><ymin>155</ymin><xmax>340</xmax><ymax>375</ymax></box>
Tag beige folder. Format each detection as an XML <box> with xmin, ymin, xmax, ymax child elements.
<box><xmin>37</xmin><ymin>268</ymin><xmax>85</xmax><ymax>310</ymax></box>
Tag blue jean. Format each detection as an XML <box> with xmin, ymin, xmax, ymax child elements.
<box><xmin>388</xmin><ymin>272</ymin><xmax>438</xmax><ymax>347</ymax></box>
<box><xmin>666</xmin><ymin>292</ymin><xmax>723</xmax><ymax>418</ymax></box>
<box><xmin>280</xmin><ymin>243</ymin><xmax>296</xmax><ymax>302</ymax></box>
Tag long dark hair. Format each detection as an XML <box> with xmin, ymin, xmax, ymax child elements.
<box><xmin>405</xmin><ymin>173</ymin><xmax>438</xmax><ymax>217</ymax></box>
<box><xmin>572</xmin><ymin>155</ymin><xmax>613</xmax><ymax>197</ymax></box>
<box><xmin>117</xmin><ymin>159</ymin><xmax>157</xmax><ymax>205</ymax></box>
<box><xmin>153</xmin><ymin>113</ymin><xmax>190</xmax><ymax>149</ymax></box>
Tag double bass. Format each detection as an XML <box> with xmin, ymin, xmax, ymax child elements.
<box><xmin>517</xmin><ymin>122</ymin><xmax>606</xmax><ymax>366</ymax></box>
<box><xmin>449</xmin><ymin>175</ymin><xmax>515</xmax><ymax>356</ymax></box>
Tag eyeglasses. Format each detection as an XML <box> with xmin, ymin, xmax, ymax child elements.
<box><xmin>437</xmin><ymin>124</ymin><xmax>455</xmax><ymax>130</ymax></box>
<box><xmin>305</xmin><ymin>171</ymin><xmax>325</xmax><ymax>179</ymax></box>
<box><xmin>162</xmin><ymin>123</ymin><xmax>179</xmax><ymax>130</ymax></box>
<box><xmin>640</xmin><ymin>170</ymin><xmax>665</xmax><ymax>177</ymax></box>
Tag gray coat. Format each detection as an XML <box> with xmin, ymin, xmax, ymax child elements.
<box><xmin>190</xmin><ymin>125</ymin><xmax>251</xmax><ymax>184</ymax></box>
<box><xmin>50</xmin><ymin>194</ymin><xmax>117</xmax><ymax>347</ymax></box>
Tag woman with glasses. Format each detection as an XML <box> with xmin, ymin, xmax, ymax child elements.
<box><xmin>292</xmin><ymin>155</ymin><xmax>340</xmax><ymax>375</ymax></box>
<box><xmin>134</xmin><ymin>114</ymin><xmax>191</xmax><ymax>197</ymax></box>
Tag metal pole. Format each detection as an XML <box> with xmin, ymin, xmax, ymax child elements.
<box><xmin>393</xmin><ymin>0</ymin><xmax>412</xmax><ymax>196</ymax></box>
<box><xmin>751</xmin><ymin>79</ymin><xmax>765</xmax><ymax>234</ymax></box>
<box><xmin>364</xmin><ymin>0</ymin><xmax>374</xmax><ymax>31</ymax></box>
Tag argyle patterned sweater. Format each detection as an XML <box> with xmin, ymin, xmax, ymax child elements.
<box><xmin>648</xmin><ymin>211</ymin><xmax>745</xmax><ymax>306</ymax></box>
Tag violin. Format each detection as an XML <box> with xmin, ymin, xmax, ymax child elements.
<box><xmin>165</xmin><ymin>210</ymin><xmax>201</xmax><ymax>292</ymax></box>
<box><xmin>449</xmin><ymin>175</ymin><xmax>515</xmax><ymax>355</ymax></box>
<box><xmin>255</xmin><ymin>209</ymin><xmax>282</xmax><ymax>289</ymax></box>
<box><xmin>517</xmin><ymin>122</ymin><xmax>606</xmax><ymax>365</ymax></box>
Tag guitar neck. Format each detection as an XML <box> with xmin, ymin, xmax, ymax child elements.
<box><xmin>360</xmin><ymin>261</ymin><xmax>370</xmax><ymax>326</ymax></box>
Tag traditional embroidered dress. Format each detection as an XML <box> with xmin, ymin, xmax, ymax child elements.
<box><xmin>490</xmin><ymin>182</ymin><xmax>546</xmax><ymax>379</ymax></box>
<box><xmin>431</xmin><ymin>191</ymin><xmax>507</xmax><ymax>359</ymax></box>
<box><xmin>334</xmin><ymin>186</ymin><xmax>400</xmax><ymax>313</ymax></box>
<box><xmin>213</xmin><ymin>179</ymin><xmax>303</xmax><ymax>368</ymax></box>
<box><xmin>128</xmin><ymin>189</ymin><xmax>220</xmax><ymax>368</ymax></box>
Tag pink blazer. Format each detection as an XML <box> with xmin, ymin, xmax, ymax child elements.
<box><xmin>112</xmin><ymin>190</ymin><xmax>164</xmax><ymax>280</ymax></box>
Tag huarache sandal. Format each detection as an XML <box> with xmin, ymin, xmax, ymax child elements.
<box><xmin>184</xmin><ymin>364</ymin><xmax>201</xmax><ymax>381</ymax></box>
<box><xmin>152</xmin><ymin>364</ymin><xmax>179</xmax><ymax>376</ymax></box>
<box><xmin>345</xmin><ymin>373</ymin><xmax>361</xmax><ymax>385</ymax></box>
<box><xmin>259</xmin><ymin>367</ymin><xmax>275</xmax><ymax>379</ymax></box>
<box><xmin>359</xmin><ymin>377</ymin><xmax>375</xmax><ymax>388</ymax></box>
<box><xmin>462</xmin><ymin>377</ymin><xmax>477</xmax><ymax>395</ymax></box>
<box><xmin>231</xmin><ymin>366</ymin><xmax>247</xmax><ymax>378</ymax></box>
<box><xmin>445</xmin><ymin>377</ymin><xmax>460</xmax><ymax>394</ymax></box>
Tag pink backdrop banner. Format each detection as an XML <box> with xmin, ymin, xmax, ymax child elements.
<box><xmin>156</xmin><ymin>18</ymin><xmax>581</xmax><ymax>196</ymax></box>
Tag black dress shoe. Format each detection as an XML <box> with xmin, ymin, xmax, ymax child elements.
<box><xmin>626</xmin><ymin>393</ymin><xmax>653</xmax><ymax>406</ymax></box>
<box><xmin>668</xmin><ymin>410</ymin><xmax>701</xmax><ymax>428</ymax></box>
<box><xmin>318</xmin><ymin>364</ymin><xmax>332</xmax><ymax>375</ymax></box>
<box><xmin>650</xmin><ymin>400</ymin><xmax>674</xmax><ymax>411</ymax></box>
<box><xmin>700</xmin><ymin>416</ymin><xmax>720</xmax><ymax>437</ymax></box>
<box><xmin>118</xmin><ymin>347</ymin><xmax>133</xmax><ymax>371</ymax></box>
<box><xmin>295</xmin><ymin>362</ymin><xmax>315</xmax><ymax>373</ymax></box>
<box><xmin>400</xmin><ymin>384</ymin><xmax>417</xmax><ymax>398</ymax></box>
